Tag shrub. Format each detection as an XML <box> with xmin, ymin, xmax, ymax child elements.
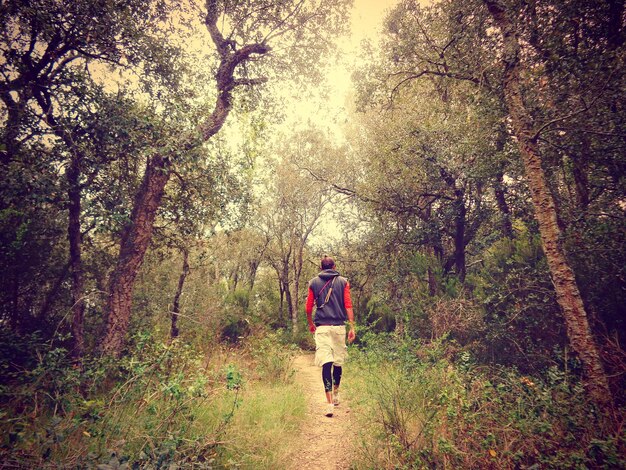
<box><xmin>476</xmin><ymin>233</ymin><xmax>566</xmax><ymax>372</ymax></box>
<box><xmin>347</xmin><ymin>334</ymin><xmax>625</xmax><ymax>469</ymax></box>
<box><xmin>245</xmin><ymin>332</ymin><xmax>296</xmax><ymax>383</ymax></box>
<box><xmin>220</xmin><ymin>315</ymin><xmax>251</xmax><ymax>344</ymax></box>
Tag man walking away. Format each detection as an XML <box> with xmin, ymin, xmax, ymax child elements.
<box><xmin>306</xmin><ymin>256</ymin><xmax>356</xmax><ymax>417</ymax></box>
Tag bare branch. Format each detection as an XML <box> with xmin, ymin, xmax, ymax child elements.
<box><xmin>389</xmin><ymin>69</ymin><xmax>479</xmax><ymax>103</ymax></box>
<box><xmin>263</xmin><ymin>0</ymin><xmax>306</xmax><ymax>43</ymax></box>
<box><xmin>531</xmin><ymin>96</ymin><xmax>600</xmax><ymax>142</ymax></box>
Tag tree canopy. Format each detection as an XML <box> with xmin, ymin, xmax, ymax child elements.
<box><xmin>1</xmin><ymin>0</ymin><xmax>624</xmax><ymax>467</ymax></box>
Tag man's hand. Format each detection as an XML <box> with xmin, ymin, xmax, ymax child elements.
<box><xmin>348</xmin><ymin>328</ymin><xmax>356</xmax><ymax>344</ymax></box>
<box><xmin>309</xmin><ymin>323</ymin><xmax>316</xmax><ymax>333</ymax></box>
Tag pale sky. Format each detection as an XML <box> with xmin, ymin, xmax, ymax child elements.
<box><xmin>351</xmin><ymin>0</ymin><xmax>399</xmax><ymax>44</ymax></box>
<box><xmin>282</xmin><ymin>0</ymin><xmax>400</xmax><ymax>141</ymax></box>
<box><xmin>296</xmin><ymin>0</ymin><xmax>400</xmax><ymax>247</ymax></box>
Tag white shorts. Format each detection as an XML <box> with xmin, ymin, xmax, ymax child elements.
<box><xmin>314</xmin><ymin>325</ymin><xmax>348</xmax><ymax>367</ymax></box>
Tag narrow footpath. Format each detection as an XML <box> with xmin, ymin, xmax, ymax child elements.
<box><xmin>288</xmin><ymin>353</ymin><xmax>356</xmax><ymax>470</ymax></box>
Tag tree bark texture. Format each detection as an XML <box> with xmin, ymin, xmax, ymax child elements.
<box><xmin>278</xmin><ymin>277</ymin><xmax>285</xmax><ymax>322</ymax></box>
<box><xmin>291</xmin><ymin>276</ymin><xmax>300</xmax><ymax>332</ymax></box>
<box><xmin>101</xmin><ymin>154</ymin><xmax>171</xmax><ymax>356</ymax></box>
<box><xmin>34</xmin><ymin>91</ymin><xmax>87</xmax><ymax>357</ymax></box>
<box><xmin>427</xmin><ymin>266</ymin><xmax>437</xmax><ymax>296</ymax></box>
<box><xmin>483</xmin><ymin>0</ymin><xmax>612</xmax><ymax>406</ymax></box>
<box><xmin>170</xmin><ymin>249</ymin><xmax>190</xmax><ymax>339</ymax></box>
<box><xmin>248</xmin><ymin>260</ymin><xmax>260</xmax><ymax>291</ymax></box>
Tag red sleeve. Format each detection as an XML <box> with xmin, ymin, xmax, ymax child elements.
<box><xmin>344</xmin><ymin>282</ymin><xmax>353</xmax><ymax>309</ymax></box>
<box><xmin>306</xmin><ymin>286</ymin><xmax>315</xmax><ymax>314</ymax></box>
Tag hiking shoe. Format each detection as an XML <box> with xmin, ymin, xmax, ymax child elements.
<box><xmin>333</xmin><ymin>391</ymin><xmax>340</xmax><ymax>406</ymax></box>
<box><xmin>325</xmin><ymin>403</ymin><xmax>334</xmax><ymax>417</ymax></box>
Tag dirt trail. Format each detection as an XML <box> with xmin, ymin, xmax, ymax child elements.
<box><xmin>288</xmin><ymin>353</ymin><xmax>355</xmax><ymax>470</ymax></box>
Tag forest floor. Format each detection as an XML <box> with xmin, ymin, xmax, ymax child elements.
<box><xmin>288</xmin><ymin>353</ymin><xmax>356</xmax><ymax>470</ymax></box>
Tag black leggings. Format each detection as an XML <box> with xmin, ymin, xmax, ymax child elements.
<box><xmin>322</xmin><ymin>362</ymin><xmax>342</xmax><ymax>392</ymax></box>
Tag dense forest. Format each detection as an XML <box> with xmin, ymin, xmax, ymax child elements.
<box><xmin>1</xmin><ymin>0</ymin><xmax>624</xmax><ymax>468</ymax></box>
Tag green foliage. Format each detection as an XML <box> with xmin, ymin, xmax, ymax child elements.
<box><xmin>567</xmin><ymin>217</ymin><xmax>626</xmax><ymax>346</ymax></box>
<box><xmin>220</xmin><ymin>316</ymin><xmax>251</xmax><ymax>344</ymax></box>
<box><xmin>1</xmin><ymin>0</ymin><xmax>624</xmax><ymax>464</ymax></box>
<box><xmin>349</xmin><ymin>0</ymin><xmax>626</xmax><ymax>406</ymax></box>
<box><xmin>0</xmin><ymin>205</ymin><xmax>67</xmax><ymax>333</ymax></box>
<box><xmin>250</xmin><ymin>274</ymin><xmax>283</xmax><ymax>327</ymax></box>
<box><xmin>348</xmin><ymin>334</ymin><xmax>625</xmax><ymax>469</ymax></box>
<box><xmin>476</xmin><ymin>232</ymin><xmax>565</xmax><ymax>372</ymax></box>
<box><xmin>245</xmin><ymin>332</ymin><xmax>297</xmax><ymax>383</ymax></box>
<box><xmin>225</xmin><ymin>288</ymin><xmax>251</xmax><ymax>313</ymax></box>
<box><xmin>0</xmin><ymin>331</ymin><xmax>306</xmax><ymax>468</ymax></box>
<box><xmin>364</xmin><ymin>295</ymin><xmax>397</xmax><ymax>333</ymax></box>
<box><xmin>224</xmin><ymin>363</ymin><xmax>243</xmax><ymax>390</ymax></box>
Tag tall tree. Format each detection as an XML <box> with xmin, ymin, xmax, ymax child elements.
<box><xmin>369</xmin><ymin>0</ymin><xmax>622</xmax><ymax>405</ymax></box>
<box><xmin>482</xmin><ymin>0</ymin><xmax>612</xmax><ymax>406</ymax></box>
<box><xmin>101</xmin><ymin>0</ymin><xmax>350</xmax><ymax>355</ymax></box>
<box><xmin>0</xmin><ymin>0</ymin><xmax>175</xmax><ymax>353</ymax></box>
<box><xmin>255</xmin><ymin>129</ymin><xmax>342</xmax><ymax>330</ymax></box>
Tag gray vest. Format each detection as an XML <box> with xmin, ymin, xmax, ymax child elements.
<box><xmin>309</xmin><ymin>269</ymin><xmax>348</xmax><ymax>326</ymax></box>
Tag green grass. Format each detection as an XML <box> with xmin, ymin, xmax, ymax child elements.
<box><xmin>211</xmin><ymin>383</ymin><xmax>306</xmax><ymax>468</ymax></box>
<box><xmin>0</xmin><ymin>335</ymin><xmax>307</xmax><ymax>469</ymax></box>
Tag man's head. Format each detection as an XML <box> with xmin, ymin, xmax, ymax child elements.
<box><xmin>321</xmin><ymin>256</ymin><xmax>335</xmax><ymax>270</ymax></box>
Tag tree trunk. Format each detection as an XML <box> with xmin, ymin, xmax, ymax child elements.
<box><xmin>291</xmin><ymin>245</ymin><xmax>304</xmax><ymax>332</ymax></box>
<box><xmin>291</xmin><ymin>281</ymin><xmax>299</xmax><ymax>330</ymax></box>
<box><xmin>483</xmin><ymin>0</ymin><xmax>612</xmax><ymax>406</ymax></box>
<box><xmin>32</xmin><ymin>89</ymin><xmax>87</xmax><ymax>356</ymax></box>
<box><xmin>278</xmin><ymin>278</ymin><xmax>285</xmax><ymax>322</ymax></box>
<box><xmin>285</xmin><ymin>280</ymin><xmax>296</xmax><ymax>333</ymax></box>
<box><xmin>453</xmin><ymin>190</ymin><xmax>467</xmax><ymax>282</ymax></box>
<box><xmin>101</xmin><ymin>154</ymin><xmax>170</xmax><ymax>356</ymax></box>
<box><xmin>494</xmin><ymin>171</ymin><xmax>514</xmax><ymax>238</ymax></box>
<box><xmin>424</xmin><ymin>206</ymin><xmax>440</xmax><ymax>296</ymax></box>
<box><xmin>170</xmin><ymin>249</ymin><xmax>190</xmax><ymax>340</ymax></box>
<box><xmin>38</xmin><ymin>261</ymin><xmax>70</xmax><ymax>321</ymax></box>
<box><xmin>0</xmin><ymin>91</ymin><xmax>25</xmax><ymax>165</ymax></box>
<box><xmin>248</xmin><ymin>260</ymin><xmax>259</xmax><ymax>291</ymax></box>
<box><xmin>493</xmin><ymin>129</ymin><xmax>514</xmax><ymax>238</ymax></box>
<box><xmin>427</xmin><ymin>266</ymin><xmax>437</xmax><ymax>296</ymax></box>
<box><xmin>290</xmin><ymin>285</ymin><xmax>299</xmax><ymax>332</ymax></box>
<box><xmin>231</xmin><ymin>269</ymin><xmax>239</xmax><ymax>291</ymax></box>
<box><xmin>67</xmin><ymin>156</ymin><xmax>85</xmax><ymax>358</ymax></box>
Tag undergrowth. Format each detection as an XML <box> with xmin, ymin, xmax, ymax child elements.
<box><xmin>0</xmin><ymin>331</ymin><xmax>303</xmax><ymax>469</ymax></box>
<box><xmin>345</xmin><ymin>332</ymin><xmax>626</xmax><ymax>469</ymax></box>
